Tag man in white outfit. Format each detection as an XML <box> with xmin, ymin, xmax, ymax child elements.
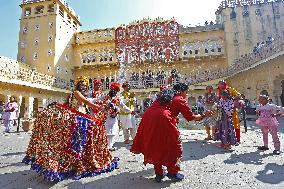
<box><xmin>104</xmin><ymin>82</ymin><xmax>132</xmax><ymax>151</ymax></box>
<box><xmin>120</xmin><ymin>82</ymin><xmax>136</xmax><ymax>144</ymax></box>
<box><xmin>2</xmin><ymin>96</ymin><xmax>19</xmax><ymax>133</ymax></box>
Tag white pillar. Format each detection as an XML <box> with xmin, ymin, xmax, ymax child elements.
<box><xmin>28</xmin><ymin>97</ymin><xmax>34</xmax><ymax>119</ymax></box>
<box><xmin>42</xmin><ymin>98</ymin><xmax>47</xmax><ymax>108</ymax></box>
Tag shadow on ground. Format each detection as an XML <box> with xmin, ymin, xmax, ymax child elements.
<box><xmin>256</xmin><ymin>163</ymin><xmax>284</xmax><ymax>184</ymax></box>
<box><xmin>1</xmin><ymin>151</ymin><xmax>26</xmax><ymax>157</ymax></box>
<box><xmin>0</xmin><ymin>169</ymin><xmax>56</xmax><ymax>189</ymax></box>
<box><xmin>223</xmin><ymin>150</ymin><xmax>271</xmax><ymax>165</ymax></box>
<box><xmin>64</xmin><ymin>169</ymin><xmax>174</xmax><ymax>189</ymax></box>
<box><xmin>182</xmin><ymin>140</ymin><xmax>229</xmax><ymax>161</ymax></box>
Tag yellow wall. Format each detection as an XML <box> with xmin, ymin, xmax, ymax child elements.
<box><xmin>219</xmin><ymin>1</ymin><xmax>284</xmax><ymax>64</ymax></box>
<box><xmin>18</xmin><ymin>0</ymin><xmax>81</xmax><ymax>80</ymax></box>
<box><xmin>227</xmin><ymin>54</ymin><xmax>284</xmax><ymax>105</ymax></box>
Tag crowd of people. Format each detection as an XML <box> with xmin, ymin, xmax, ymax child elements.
<box><xmin>15</xmin><ymin>76</ymin><xmax>284</xmax><ymax>183</ymax></box>
<box><xmin>129</xmin><ymin>69</ymin><xmax>181</xmax><ymax>88</ymax></box>
<box><xmin>185</xmin><ymin>36</ymin><xmax>282</xmax><ymax>85</ymax></box>
<box><xmin>106</xmin><ymin>36</ymin><xmax>282</xmax><ymax>89</ymax></box>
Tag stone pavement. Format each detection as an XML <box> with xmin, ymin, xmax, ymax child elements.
<box><xmin>0</xmin><ymin>117</ymin><xmax>284</xmax><ymax>189</ymax></box>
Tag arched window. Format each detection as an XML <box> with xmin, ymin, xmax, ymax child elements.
<box><xmin>20</xmin><ymin>56</ymin><xmax>25</xmax><ymax>64</ymax></box>
<box><xmin>48</xmin><ymin>49</ymin><xmax>53</xmax><ymax>56</ymax></box>
<box><xmin>35</xmin><ymin>5</ymin><xmax>44</xmax><ymax>14</ymax></box>
<box><xmin>35</xmin><ymin>24</ymin><xmax>40</xmax><ymax>31</ymax></box>
<box><xmin>56</xmin><ymin>65</ymin><xmax>61</xmax><ymax>73</ymax></box>
<box><xmin>34</xmin><ymin>37</ymin><xmax>39</xmax><ymax>46</ymax></box>
<box><xmin>25</xmin><ymin>7</ymin><xmax>31</xmax><ymax>16</ymax></box>
<box><xmin>23</xmin><ymin>27</ymin><xmax>28</xmax><ymax>35</ymax></box>
<box><xmin>48</xmin><ymin>35</ymin><xmax>53</xmax><ymax>43</ymax></box>
<box><xmin>33</xmin><ymin>52</ymin><xmax>38</xmax><ymax>60</ymax></box>
<box><xmin>46</xmin><ymin>64</ymin><xmax>51</xmax><ymax>72</ymax></box>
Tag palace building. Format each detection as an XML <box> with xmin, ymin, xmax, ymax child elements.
<box><xmin>1</xmin><ymin>0</ymin><xmax>284</xmax><ymax>118</ymax></box>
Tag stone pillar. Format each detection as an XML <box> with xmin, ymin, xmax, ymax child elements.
<box><xmin>18</xmin><ymin>96</ymin><xmax>26</xmax><ymax>118</ymax></box>
<box><xmin>42</xmin><ymin>98</ymin><xmax>47</xmax><ymax>108</ymax></box>
<box><xmin>28</xmin><ymin>97</ymin><xmax>34</xmax><ymax>119</ymax></box>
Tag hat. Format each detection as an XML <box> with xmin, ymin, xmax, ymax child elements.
<box><xmin>122</xmin><ymin>82</ymin><xmax>129</xmax><ymax>88</ymax></box>
<box><xmin>75</xmin><ymin>76</ymin><xmax>89</xmax><ymax>87</ymax></box>
<box><xmin>110</xmin><ymin>82</ymin><xmax>121</xmax><ymax>92</ymax></box>
<box><xmin>94</xmin><ymin>79</ymin><xmax>102</xmax><ymax>86</ymax></box>
<box><xmin>160</xmin><ymin>85</ymin><xmax>167</xmax><ymax>92</ymax></box>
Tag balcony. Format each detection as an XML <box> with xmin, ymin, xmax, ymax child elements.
<box><xmin>0</xmin><ymin>56</ymin><xmax>72</xmax><ymax>92</ymax></box>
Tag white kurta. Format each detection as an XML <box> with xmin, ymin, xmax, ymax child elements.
<box><xmin>119</xmin><ymin>98</ymin><xmax>136</xmax><ymax>129</ymax></box>
<box><xmin>2</xmin><ymin>102</ymin><xmax>18</xmax><ymax>121</ymax></box>
<box><xmin>105</xmin><ymin>98</ymin><xmax>132</xmax><ymax>135</ymax></box>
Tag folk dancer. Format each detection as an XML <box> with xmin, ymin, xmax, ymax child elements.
<box><xmin>22</xmin><ymin>76</ymin><xmax>118</xmax><ymax>181</ymax></box>
<box><xmin>120</xmin><ymin>82</ymin><xmax>136</xmax><ymax>144</ymax></box>
<box><xmin>131</xmin><ymin>83</ymin><xmax>212</xmax><ymax>182</ymax></box>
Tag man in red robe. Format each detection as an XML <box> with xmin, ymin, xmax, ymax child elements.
<box><xmin>131</xmin><ymin>83</ymin><xmax>212</xmax><ymax>183</ymax></box>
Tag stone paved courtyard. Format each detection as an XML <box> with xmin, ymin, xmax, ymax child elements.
<box><xmin>0</xmin><ymin>117</ymin><xmax>284</xmax><ymax>189</ymax></box>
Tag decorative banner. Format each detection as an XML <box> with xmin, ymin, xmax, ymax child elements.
<box><xmin>115</xmin><ymin>20</ymin><xmax>180</xmax><ymax>64</ymax></box>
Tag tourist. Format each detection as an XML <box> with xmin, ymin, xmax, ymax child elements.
<box><xmin>196</xmin><ymin>96</ymin><xmax>204</xmax><ymax>114</ymax></box>
<box><xmin>215</xmin><ymin>90</ymin><xmax>237</xmax><ymax>150</ymax></box>
<box><xmin>120</xmin><ymin>82</ymin><xmax>136</xmax><ymax>144</ymax></box>
<box><xmin>202</xmin><ymin>85</ymin><xmax>218</xmax><ymax>140</ymax></box>
<box><xmin>22</xmin><ymin>76</ymin><xmax>118</xmax><ymax>181</ymax></box>
<box><xmin>131</xmin><ymin>83</ymin><xmax>212</xmax><ymax>183</ymax></box>
<box><xmin>256</xmin><ymin>94</ymin><xmax>284</xmax><ymax>155</ymax></box>
<box><xmin>104</xmin><ymin>82</ymin><xmax>132</xmax><ymax>151</ymax></box>
<box><xmin>2</xmin><ymin>96</ymin><xmax>18</xmax><ymax>133</ymax></box>
<box><xmin>0</xmin><ymin>101</ymin><xmax>5</xmax><ymax>124</ymax></box>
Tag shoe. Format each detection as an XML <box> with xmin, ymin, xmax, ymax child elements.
<box><xmin>124</xmin><ymin>139</ymin><xmax>129</xmax><ymax>144</ymax></box>
<box><xmin>167</xmin><ymin>173</ymin><xmax>184</xmax><ymax>182</ymax></box>
<box><xmin>257</xmin><ymin>146</ymin><xmax>269</xmax><ymax>150</ymax></box>
<box><xmin>273</xmin><ymin>150</ymin><xmax>280</xmax><ymax>155</ymax></box>
<box><xmin>109</xmin><ymin>147</ymin><xmax>117</xmax><ymax>152</ymax></box>
<box><xmin>235</xmin><ymin>142</ymin><xmax>240</xmax><ymax>146</ymax></box>
<box><xmin>154</xmin><ymin>174</ymin><xmax>164</xmax><ymax>183</ymax></box>
<box><xmin>204</xmin><ymin>137</ymin><xmax>212</xmax><ymax>141</ymax></box>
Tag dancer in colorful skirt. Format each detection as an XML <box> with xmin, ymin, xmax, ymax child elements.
<box><xmin>256</xmin><ymin>94</ymin><xmax>284</xmax><ymax>155</ymax></box>
<box><xmin>131</xmin><ymin>83</ymin><xmax>212</xmax><ymax>183</ymax></box>
<box><xmin>22</xmin><ymin>76</ymin><xmax>118</xmax><ymax>181</ymax></box>
<box><xmin>217</xmin><ymin>80</ymin><xmax>243</xmax><ymax>143</ymax></box>
<box><xmin>215</xmin><ymin>90</ymin><xmax>237</xmax><ymax>149</ymax></box>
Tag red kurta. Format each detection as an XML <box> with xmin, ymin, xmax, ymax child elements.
<box><xmin>131</xmin><ymin>95</ymin><xmax>195</xmax><ymax>167</ymax></box>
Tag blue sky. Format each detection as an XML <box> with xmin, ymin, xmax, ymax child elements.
<box><xmin>0</xmin><ymin>0</ymin><xmax>222</xmax><ymax>59</ymax></box>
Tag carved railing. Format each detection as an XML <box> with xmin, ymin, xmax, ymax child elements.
<box><xmin>0</xmin><ymin>57</ymin><xmax>72</xmax><ymax>91</ymax></box>
<box><xmin>216</xmin><ymin>0</ymin><xmax>284</xmax><ymax>15</ymax></box>
<box><xmin>186</xmin><ymin>35</ymin><xmax>284</xmax><ymax>85</ymax></box>
<box><xmin>125</xmin><ymin>35</ymin><xmax>284</xmax><ymax>89</ymax></box>
<box><xmin>22</xmin><ymin>0</ymin><xmax>80</xmax><ymax>21</ymax></box>
<box><xmin>180</xmin><ymin>24</ymin><xmax>223</xmax><ymax>33</ymax></box>
<box><xmin>76</xmin><ymin>28</ymin><xmax>115</xmax><ymax>44</ymax></box>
